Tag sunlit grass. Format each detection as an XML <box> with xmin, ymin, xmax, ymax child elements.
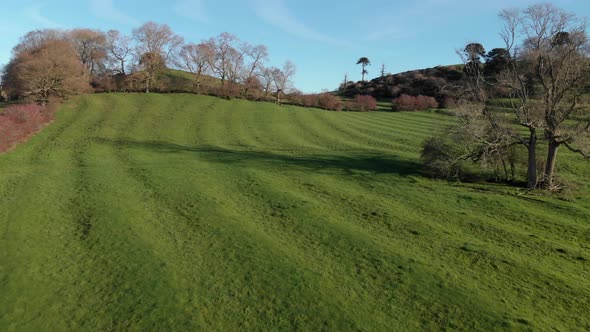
<box><xmin>0</xmin><ymin>93</ymin><xmax>588</xmax><ymax>330</ymax></box>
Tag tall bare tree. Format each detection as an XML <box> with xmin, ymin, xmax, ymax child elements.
<box><xmin>499</xmin><ymin>3</ymin><xmax>590</xmax><ymax>189</ymax></box>
<box><xmin>105</xmin><ymin>30</ymin><xmax>131</xmax><ymax>75</ymax></box>
<box><xmin>226</xmin><ymin>45</ymin><xmax>246</xmax><ymax>86</ymax></box>
<box><xmin>133</xmin><ymin>22</ymin><xmax>183</xmax><ymax>64</ymax></box>
<box><xmin>271</xmin><ymin>61</ymin><xmax>296</xmax><ymax>105</ymax></box>
<box><xmin>205</xmin><ymin>32</ymin><xmax>240</xmax><ymax>87</ymax></box>
<box><xmin>340</xmin><ymin>72</ymin><xmax>349</xmax><ymax>91</ymax></box>
<box><xmin>259</xmin><ymin>66</ymin><xmax>274</xmax><ymax>97</ymax></box>
<box><xmin>178</xmin><ymin>42</ymin><xmax>214</xmax><ymax>92</ymax></box>
<box><xmin>242</xmin><ymin>44</ymin><xmax>268</xmax><ymax>95</ymax></box>
<box><xmin>68</xmin><ymin>29</ymin><xmax>107</xmax><ymax>75</ymax></box>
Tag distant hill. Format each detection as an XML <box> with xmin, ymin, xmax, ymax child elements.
<box><xmin>338</xmin><ymin>65</ymin><xmax>465</xmax><ymax>105</ymax></box>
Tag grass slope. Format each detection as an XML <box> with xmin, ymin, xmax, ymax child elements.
<box><xmin>0</xmin><ymin>93</ymin><xmax>589</xmax><ymax>331</ymax></box>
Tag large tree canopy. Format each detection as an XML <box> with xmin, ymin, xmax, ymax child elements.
<box><xmin>4</xmin><ymin>40</ymin><xmax>90</xmax><ymax>104</ymax></box>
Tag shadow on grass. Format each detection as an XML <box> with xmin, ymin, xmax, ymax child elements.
<box><xmin>95</xmin><ymin>138</ymin><xmax>424</xmax><ymax>177</ymax></box>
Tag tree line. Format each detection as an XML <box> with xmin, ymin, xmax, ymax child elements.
<box><xmin>0</xmin><ymin>22</ymin><xmax>297</xmax><ymax>105</ymax></box>
<box><xmin>422</xmin><ymin>3</ymin><xmax>590</xmax><ymax>190</ymax></box>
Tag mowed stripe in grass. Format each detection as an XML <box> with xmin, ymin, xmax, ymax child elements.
<box><xmin>0</xmin><ymin>93</ymin><xmax>589</xmax><ymax>331</ymax></box>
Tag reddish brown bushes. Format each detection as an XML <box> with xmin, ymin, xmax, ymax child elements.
<box><xmin>353</xmin><ymin>95</ymin><xmax>377</xmax><ymax>111</ymax></box>
<box><xmin>391</xmin><ymin>94</ymin><xmax>438</xmax><ymax>111</ymax></box>
<box><xmin>0</xmin><ymin>103</ymin><xmax>54</xmax><ymax>152</ymax></box>
<box><xmin>317</xmin><ymin>93</ymin><xmax>343</xmax><ymax>111</ymax></box>
<box><xmin>300</xmin><ymin>94</ymin><xmax>318</xmax><ymax>107</ymax></box>
<box><xmin>289</xmin><ymin>93</ymin><xmax>343</xmax><ymax>111</ymax></box>
<box><xmin>290</xmin><ymin>93</ymin><xmax>379</xmax><ymax>112</ymax></box>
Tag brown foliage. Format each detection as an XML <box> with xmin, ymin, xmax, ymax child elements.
<box><xmin>5</xmin><ymin>40</ymin><xmax>91</xmax><ymax>104</ymax></box>
<box><xmin>1</xmin><ymin>24</ymin><xmax>290</xmax><ymax>106</ymax></box>
<box><xmin>92</xmin><ymin>74</ymin><xmax>116</xmax><ymax>92</ymax></box>
<box><xmin>353</xmin><ymin>95</ymin><xmax>377</xmax><ymax>112</ymax></box>
<box><xmin>122</xmin><ymin>72</ymin><xmax>145</xmax><ymax>92</ymax></box>
<box><xmin>392</xmin><ymin>94</ymin><xmax>438</xmax><ymax>111</ymax></box>
<box><xmin>217</xmin><ymin>83</ymin><xmax>242</xmax><ymax>99</ymax></box>
<box><xmin>288</xmin><ymin>93</ymin><xmax>343</xmax><ymax>111</ymax></box>
<box><xmin>300</xmin><ymin>94</ymin><xmax>318</xmax><ymax>107</ymax></box>
<box><xmin>138</xmin><ymin>51</ymin><xmax>165</xmax><ymax>93</ymax></box>
<box><xmin>317</xmin><ymin>93</ymin><xmax>342</xmax><ymax>111</ymax></box>
<box><xmin>12</xmin><ymin>29</ymin><xmax>64</xmax><ymax>56</ymax></box>
<box><xmin>243</xmin><ymin>76</ymin><xmax>264</xmax><ymax>99</ymax></box>
<box><xmin>0</xmin><ymin>103</ymin><xmax>54</xmax><ymax>152</ymax></box>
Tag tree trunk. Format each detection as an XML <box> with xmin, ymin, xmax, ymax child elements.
<box><xmin>501</xmin><ymin>156</ymin><xmax>509</xmax><ymax>181</ymax></box>
<box><xmin>275</xmin><ymin>90</ymin><xmax>281</xmax><ymax>105</ymax></box>
<box><xmin>146</xmin><ymin>75</ymin><xmax>150</xmax><ymax>93</ymax></box>
<box><xmin>193</xmin><ymin>71</ymin><xmax>201</xmax><ymax>94</ymax></box>
<box><xmin>543</xmin><ymin>139</ymin><xmax>560</xmax><ymax>189</ymax></box>
<box><xmin>361</xmin><ymin>64</ymin><xmax>365</xmax><ymax>82</ymax></box>
<box><xmin>526</xmin><ymin>128</ymin><xmax>538</xmax><ymax>189</ymax></box>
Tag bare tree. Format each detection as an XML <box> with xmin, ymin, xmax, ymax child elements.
<box><xmin>205</xmin><ymin>32</ymin><xmax>239</xmax><ymax>87</ymax></box>
<box><xmin>422</xmin><ymin>100</ymin><xmax>519</xmax><ymax>182</ymax></box>
<box><xmin>271</xmin><ymin>61</ymin><xmax>296</xmax><ymax>105</ymax></box>
<box><xmin>226</xmin><ymin>45</ymin><xmax>246</xmax><ymax>86</ymax></box>
<box><xmin>499</xmin><ymin>4</ymin><xmax>590</xmax><ymax>189</ymax></box>
<box><xmin>340</xmin><ymin>72</ymin><xmax>349</xmax><ymax>91</ymax></box>
<box><xmin>68</xmin><ymin>29</ymin><xmax>107</xmax><ymax>75</ymax></box>
<box><xmin>430</xmin><ymin>41</ymin><xmax>534</xmax><ymax>186</ymax></box>
<box><xmin>259</xmin><ymin>66</ymin><xmax>274</xmax><ymax>97</ymax></box>
<box><xmin>132</xmin><ymin>22</ymin><xmax>183</xmax><ymax>65</ymax></box>
<box><xmin>242</xmin><ymin>44</ymin><xmax>268</xmax><ymax>95</ymax></box>
<box><xmin>178</xmin><ymin>42</ymin><xmax>214</xmax><ymax>92</ymax></box>
<box><xmin>105</xmin><ymin>30</ymin><xmax>131</xmax><ymax>75</ymax></box>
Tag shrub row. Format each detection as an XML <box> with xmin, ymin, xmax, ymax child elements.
<box><xmin>391</xmin><ymin>94</ymin><xmax>438</xmax><ymax>111</ymax></box>
<box><xmin>290</xmin><ymin>93</ymin><xmax>377</xmax><ymax>112</ymax></box>
<box><xmin>0</xmin><ymin>104</ymin><xmax>54</xmax><ymax>152</ymax></box>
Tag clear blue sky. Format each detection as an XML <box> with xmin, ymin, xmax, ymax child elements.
<box><xmin>1</xmin><ymin>0</ymin><xmax>589</xmax><ymax>93</ymax></box>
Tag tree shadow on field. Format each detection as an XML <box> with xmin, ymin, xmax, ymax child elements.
<box><xmin>96</xmin><ymin>138</ymin><xmax>424</xmax><ymax>177</ymax></box>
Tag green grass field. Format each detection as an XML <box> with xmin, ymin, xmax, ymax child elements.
<box><xmin>0</xmin><ymin>93</ymin><xmax>589</xmax><ymax>330</ymax></box>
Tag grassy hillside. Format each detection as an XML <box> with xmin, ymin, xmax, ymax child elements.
<box><xmin>0</xmin><ymin>93</ymin><xmax>588</xmax><ymax>330</ymax></box>
<box><xmin>158</xmin><ymin>68</ymin><xmax>222</xmax><ymax>90</ymax></box>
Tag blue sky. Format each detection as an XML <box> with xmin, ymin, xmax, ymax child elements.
<box><xmin>1</xmin><ymin>0</ymin><xmax>589</xmax><ymax>93</ymax></box>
